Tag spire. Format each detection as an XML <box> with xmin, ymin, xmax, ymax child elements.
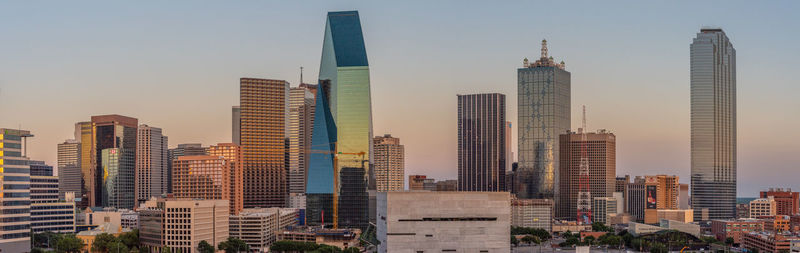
<box><xmin>541</xmin><ymin>39</ymin><xmax>548</xmax><ymax>59</ymax></box>
<box><xmin>300</xmin><ymin>66</ymin><xmax>304</xmax><ymax>84</ymax></box>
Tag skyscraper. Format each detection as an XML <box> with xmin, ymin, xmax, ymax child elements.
<box><xmin>373</xmin><ymin>134</ymin><xmax>404</xmax><ymax>192</ymax></box>
<box><xmin>92</xmin><ymin>115</ymin><xmax>138</xmax><ymax>209</ymax></box>
<box><xmin>557</xmin><ymin>130</ymin><xmax>615</xmax><ymax>220</ymax></box>
<box><xmin>75</xmin><ymin>121</ymin><xmax>93</xmax><ymax>208</ymax></box>
<box><xmin>208</xmin><ymin>143</ymin><xmax>244</xmax><ymax>215</ymax></box>
<box><xmin>0</xmin><ymin>128</ymin><xmax>33</xmax><ymax>252</ymax></box>
<box><xmin>307</xmin><ymin>10</ymin><xmax>373</xmax><ymax>229</ymax></box>
<box><xmin>288</xmin><ymin>86</ymin><xmax>315</xmax><ymax>195</ymax></box>
<box><xmin>136</xmin><ymin>124</ymin><xmax>168</xmax><ymax>205</ymax></box>
<box><xmin>172</xmin><ymin>155</ymin><xmax>237</xmax><ymax>214</ymax></box>
<box><xmin>691</xmin><ymin>28</ymin><xmax>737</xmax><ymax>220</ymax></box>
<box><xmin>240</xmin><ymin>78</ymin><xmax>289</xmax><ymax>208</ymax></box>
<box><xmin>167</xmin><ymin>143</ymin><xmax>208</xmax><ymax>194</ymax></box>
<box><xmin>58</xmin><ymin>139</ymin><xmax>82</xmax><ymax>200</ymax></box>
<box><xmin>457</xmin><ymin>93</ymin><xmax>506</xmax><ymax>192</ymax></box>
<box><xmin>517</xmin><ymin>39</ymin><xmax>571</xmax><ymax>200</ymax></box>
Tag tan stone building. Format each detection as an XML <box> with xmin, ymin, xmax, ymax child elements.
<box><xmin>229</xmin><ymin>208</ymin><xmax>298</xmax><ymax>252</ymax></box>
<box><xmin>511</xmin><ymin>198</ymin><xmax>553</xmax><ymax>231</ymax></box>
<box><xmin>208</xmin><ymin>143</ymin><xmax>244</xmax><ymax>215</ymax></box>
<box><xmin>643</xmin><ymin>175</ymin><xmax>680</xmax><ymax>224</ymax></box>
<box><xmin>139</xmin><ymin>198</ymin><xmax>229</xmax><ymax>253</ymax></box>
<box><xmin>373</xmin><ymin>134</ymin><xmax>405</xmax><ymax>192</ymax></box>
<box><xmin>750</xmin><ymin>197</ymin><xmax>778</xmax><ymax>218</ymax></box>
<box><xmin>172</xmin><ymin>155</ymin><xmax>235</xmax><ymax>213</ymax></box>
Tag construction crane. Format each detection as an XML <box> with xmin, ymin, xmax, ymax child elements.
<box><xmin>576</xmin><ymin>105</ymin><xmax>593</xmax><ymax>224</ymax></box>
<box><xmin>307</xmin><ymin>144</ymin><xmax>367</xmax><ymax>229</ymax></box>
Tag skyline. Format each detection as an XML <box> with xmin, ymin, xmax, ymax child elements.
<box><xmin>2</xmin><ymin>1</ymin><xmax>800</xmax><ymax>196</ymax></box>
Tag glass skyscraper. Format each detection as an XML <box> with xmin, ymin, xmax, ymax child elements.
<box><xmin>0</xmin><ymin>128</ymin><xmax>33</xmax><ymax>253</ymax></box>
<box><xmin>691</xmin><ymin>28</ymin><xmax>736</xmax><ymax>220</ymax></box>
<box><xmin>516</xmin><ymin>40</ymin><xmax>571</xmax><ymax>200</ymax></box>
<box><xmin>457</xmin><ymin>93</ymin><xmax>507</xmax><ymax>192</ymax></box>
<box><xmin>307</xmin><ymin>10</ymin><xmax>372</xmax><ymax>229</ymax></box>
<box><xmin>92</xmin><ymin>115</ymin><xmax>138</xmax><ymax>209</ymax></box>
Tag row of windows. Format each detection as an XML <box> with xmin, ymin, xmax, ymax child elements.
<box><xmin>3</xmin><ymin>142</ymin><xmax>22</xmax><ymax>149</ymax></box>
<box><xmin>4</xmin><ymin>192</ymin><xmax>30</xmax><ymax>198</ymax></box>
<box><xmin>3</xmin><ymin>200</ymin><xmax>31</xmax><ymax>206</ymax></box>
<box><xmin>32</xmin><ymin>205</ymin><xmax>73</xmax><ymax>210</ymax></box>
<box><xmin>3</xmin><ymin>167</ymin><xmax>30</xmax><ymax>173</ymax></box>
<box><xmin>4</xmin><ymin>176</ymin><xmax>30</xmax><ymax>182</ymax></box>
<box><xmin>32</xmin><ymin>216</ymin><xmax>74</xmax><ymax>221</ymax></box>
<box><xmin>2</xmin><ymin>224</ymin><xmax>31</xmax><ymax>231</ymax></box>
<box><xmin>0</xmin><ymin>216</ymin><xmax>30</xmax><ymax>222</ymax></box>
<box><xmin>4</xmin><ymin>184</ymin><xmax>29</xmax><ymax>189</ymax></box>
<box><xmin>1</xmin><ymin>208</ymin><xmax>30</xmax><ymax>214</ymax></box>
<box><xmin>32</xmin><ymin>210</ymin><xmax>74</xmax><ymax>215</ymax></box>
<box><xmin>2</xmin><ymin>232</ymin><xmax>29</xmax><ymax>239</ymax></box>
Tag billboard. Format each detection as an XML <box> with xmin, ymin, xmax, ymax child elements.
<box><xmin>646</xmin><ymin>185</ymin><xmax>657</xmax><ymax>209</ymax></box>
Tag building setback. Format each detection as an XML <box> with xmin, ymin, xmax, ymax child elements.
<box><xmin>373</xmin><ymin>134</ymin><xmax>405</xmax><ymax>192</ymax></box>
<box><xmin>690</xmin><ymin>28</ymin><xmax>737</xmax><ymax>221</ymax></box>
<box><xmin>516</xmin><ymin>39</ymin><xmax>571</xmax><ymax>200</ymax></box>
<box><xmin>457</xmin><ymin>93</ymin><xmax>506</xmax><ymax>192</ymax></box>
<box><xmin>30</xmin><ymin>174</ymin><xmax>76</xmax><ymax>233</ymax></box>
<box><xmin>557</xmin><ymin>130</ymin><xmax>616</xmax><ymax>220</ymax></box>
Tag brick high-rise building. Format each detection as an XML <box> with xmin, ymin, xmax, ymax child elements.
<box><xmin>760</xmin><ymin>188</ymin><xmax>799</xmax><ymax>216</ymax></box>
<box><xmin>240</xmin><ymin>78</ymin><xmax>288</xmax><ymax>208</ymax></box>
<box><xmin>172</xmin><ymin>155</ymin><xmax>236</xmax><ymax>214</ymax></box>
<box><xmin>557</xmin><ymin>130</ymin><xmax>616</xmax><ymax>220</ymax></box>
<box><xmin>457</xmin><ymin>93</ymin><xmax>506</xmax><ymax>192</ymax></box>
<box><xmin>208</xmin><ymin>143</ymin><xmax>244</xmax><ymax>215</ymax></box>
<box><xmin>408</xmin><ymin>175</ymin><xmax>428</xmax><ymax>191</ymax></box>
<box><xmin>373</xmin><ymin>134</ymin><xmax>404</xmax><ymax>192</ymax></box>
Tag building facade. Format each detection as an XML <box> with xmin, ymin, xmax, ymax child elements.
<box><xmin>557</xmin><ymin>130</ymin><xmax>616</xmax><ymax>220</ymax></box>
<box><xmin>511</xmin><ymin>198</ymin><xmax>553</xmax><ymax>232</ymax></box>
<box><xmin>628</xmin><ymin>176</ymin><xmax>646</xmax><ymax>222</ymax></box>
<box><xmin>0</xmin><ymin>129</ymin><xmax>33</xmax><ymax>252</ymax></box>
<box><xmin>593</xmin><ymin>197</ymin><xmax>618</xmax><ymax>226</ymax></box>
<box><xmin>208</xmin><ymin>143</ymin><xmax>244</xmax><ymax>215</ymax></box>
<box><xmin>91</xmin><ymin>115</ymin><xmax>138</xmax><ymax>209</ymax></box>
<box><xmin>136</xmin><ymin>124</ymin><xmax>168</xmax><ymax>205</ymax></box>
<box><xmin>516</xmin><ymin>39</ymin><xmax>571</xmax><ymax>200</ymax></box>
<box><xmin>167</xmin><ymin>143</ymin><xmax>208</xmax><ymax>193</ymax></box>
<box><xmin>373</xmin><ymin>134</ymin><xmax>404</xmax><ymax>192</ymax></box>
<box><xmin>457</xmin><ymin>93</ymin><xmax>506</xmax><ymax>192</ymax></box>
<box><xmin>58</xmin><ymin>139</ymin><xmax>82</xmax><ymax>201</ymax></box>
<box><xmin>288</xmin><ymin>86</ymin><xmax>315</xmax><ymax>195</ymax></box>
<box><xmin>229</xmin><ymin>208</ymin><xmax>299</xmax><ymax>252</ymax></box>
<box><xmin>139</xmin><ymin>198</ymin><xmax>229</xmax><ymax>253</ymax></box>
<box><xmin>240</xmin><ymin>78</ymin><xmax>289</xmax><ymax>208</ymax></box>
<box><xmin>691</xmin><ymin>28</ymin><xmax>737</xmax><ymax>221</ymax></box>
<box><xmin>232</xmin><ymin>106</ymin><xmax>241</xmax><ymax>145</ymax></box>
<box><xmin>643</xmin><ymin>175</ymin><xmax>680</xmax><ymax>224</ymax></box>
<box><xmin>760</xmin><ymin>189</ymin><xmax>799</xmax><ymax>216</ymax></box>
<box><xmin>615</xmin><ymin>175</ymin><xmax>630</xmax><ymax>212</ymax></box>
<box><xmin>712</xmin><ymin>219</ymin><xmax>765</xmax><ymax>244</ymax></box>
<box><xmin>30</xmin><ymin>175</ymin><xmax>76</xmax><ymax>233</ymax></box>
<box><xmin>172</xmin><ymin>155</ymin><xmax>237</xmax><ymax>214</ymax></box>
<box><xmin>750</xmin><ymin>197</ymin><xmax>777</xmax><ymax>218</ymax></box>
<box><xmin>377</xmin><ymin>192</ymin><xmax>511</xmax><ymax>253</ymax></box>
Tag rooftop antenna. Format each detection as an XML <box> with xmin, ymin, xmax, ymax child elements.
<box><xmin>300</xmin><ymin>66</ymin><xmax>304</xmax><ymax>85</ymax></box>
<box><xmin>577</xmin><ymin>105</ymin><xmax>592</xmax><ymax>224</ymax></box>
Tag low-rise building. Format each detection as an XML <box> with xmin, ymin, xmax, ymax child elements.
<box><xmin>737</xmin><ymin>203</ymin><xmax>750</xmax><ymax>219</ymax></box>
<box><xmin>552</xmin><ymin>221</ymin><xmax>591</xmax><ymax>233</ymax></box>
<box><xmin>511</xmin><ymin>198</ymin><xmax>553</xmax><ymax>232</ymax></box>
<box><xmin>377</xmin><ymin>191</ymin><xmax>510</xmax><ymax>253</ymax></box>
<box><xmin>30</xmin><ymin>175</ymin><xmax>76</xmax><ymax>233</ymax></box>
<box><xmin>711</xmin><ymin>219</ymin><xmax>765</xmax><ymax>244</ymax></box>
<box><xmin>609</xmin><ymin>213</ymin><xmax>633</xmax><ymax>226</ymax></box>
<box><xmin>76</xmin><ymin>222</ymin><xmax>131</xmax><ymax>252</ymax></box>
<box><xmin>276</xmin><ymin>227</ymin><xmax>361</xmax><ymax>250</ymax></box>
<box><xmin>593</xmin><ymin>197</ymin><xmax>617</xmax><ymax>226</ymax></box>
<box><xmin>229</xmin><ymin>208</ymin><xmax>299</xmax><ymax>252</ymax></box>
<box><xmin>742</xmin><ymin>232</ymin><xmax>798</xmax><ymax>253</ymax></box>
<box><xmin>764</xmin><ymin>215</ymin><xmax>791</xmax><ymax>233</ymax></box>
<box><xmin>139</xmin><ymin>198</ymin><xmax>229</xmax><ymax>253</ymax></box>
<box><xmin>628</xmin><ymin>220</ymin><xmax>701</xmax><ymax>237</ymax></box>
<box><xmin>657</xmin><ymin>209</ymin><xmax>693</xmax><ymax>223</ymax></box>
<box><xmin>121</xmin><ymin>210</ymin><xmax>139</xmax><ymax>230</ymax></box>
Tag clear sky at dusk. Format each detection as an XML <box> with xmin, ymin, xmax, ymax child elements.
<box><xmin>2</xmin><ymin>1</ymin><xmax>798</xmax><ymax>196</ymax></box>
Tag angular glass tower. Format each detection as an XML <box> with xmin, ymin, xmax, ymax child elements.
<box><xmin>691</xmin><ymin>28</ymin><xmax>736</xmax><ymax>220</ymax></box>
<box><xmin>307</xmin><ymin>10</ymin><xmax>372</xmax><ymax>229</ymax></box>
<box><xmin>517</xmin><ymin>40</ymin><xmax>571</xmax><ymax>200</ymax></box>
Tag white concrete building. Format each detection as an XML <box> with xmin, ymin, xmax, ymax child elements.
<box><xmin>377</xmin><ymin>191</ymin><xmax>510</xmax><ymax>253</ymax></box>
<box><xmin>592</xmin><ymin>197</ymin><xmax>617</xmax><ymax>226</ymax></box>
<box><xmin>229</xmin><ymin>208</ymin><xmax>299</xmax><ymax>252</ymax></box>
<box><xmin>511</xmin><ymin>198</ymin><xmax>553</xmax><ymax>232</ymax></box>
<box><xmin>139</xmin><ymin>198</ymin><xmax>229</xmax><ymax>253</ymax></box>
<box><xmin>136</xmin><ymin>125</ymin><xmax>168</xmax><ymax>205</ymax></box>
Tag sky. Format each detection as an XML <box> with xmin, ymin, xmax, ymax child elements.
<box><xmin>1</xmin><ymin>1</ymin><xmax>799</xmax><ymax>197</ymax></box>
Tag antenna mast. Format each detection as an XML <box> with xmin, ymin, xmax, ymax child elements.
<box><xmin>577</xmin><ymin>105</ymin><xmax>593</xmax><ymax>224</ymax></box>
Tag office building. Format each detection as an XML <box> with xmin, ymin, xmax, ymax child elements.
<box><xmin>628</xmin><ymin>176</ymin><xmax>646</xmax><ymax>222</ymax></box>
<box><xmin>377</xmin><ymin>191</ymin><xmax>511</xmax><ymax>253</ymax></box>
<box><xmin>308</xmin><ymin>10</ymin><xmax>374</xmax><ymax>229</ymax></box>
<box><xmin>435</xmin><ymin>180</ymin><xmax>458</xmax><ymax>191</ymax></box>
<box><xmin>691</xmin><ymin>28</ymin><xmax>737</xmax><ymax>220</ymax></box>
<box><xmin>232</xmin><ymin>106</ymin><xmax>241</xmax><ymax>145</ymax></box>
<box><xmin>679</xmin><ymin>183</ymin><xmax>690</xmax><ymax>210</ymax></box>
<box><xmin>516</xmin><ymin>39</ymin><xmax>571</xmax><ymax>199</ymax></box>
<box><xmin>30</xmin><ymin>175</ymin><xmax>76</xmax><ymax>233</ymax></box>
<box><xmin>738</xmin><ymin>203</ymin><xmax>751</xmax><ymax>219</ymax></box>
<box><xmin>457</xmin><ymin>93</ymin><xmax>506</xmax><ymax>191</ymax></box>
<box><xmin>615</xmin><ymin>175</ymin><xmax>630</xmax><ymax>212</ymax></box>
<box><xmin>505</xmin><ymin>121</ymin><xmax>513</xmax><ymax>173</ymax></box>
<box><xmin>408</xmin><ymin>175</ymin><xmax>427</xmax><ymax>191</ymax></box>
<box><xmin>557</xmin><ymin>130</ymin><xmax>616</xmax><ymax>219</ymax></box>
<box><xmin>29</xmin><ymin>160</ymin><xmax>53</xmax><ymax>176</ymax></box>
<box><xmin>763</xmin><ymin>215</ymin><xmax>791</xmax><ymax>233</ymax></box>
<box><xmin>643</xmin><ymin>175</ymin><xmax>680</xmax><ymax>224</ymax></box>
<box><xmin>75</xmin><ymin>121</ymin><xmax>93</xmax><ymax>208</ymax></box>
<box><xmin>511</xmin><ymin>198</ymin><xmax>553</xmax><ymax>232</ymax></box>
<box><xmin>613</xmin><ymin>192</ymin><xmax>625</xmax><ymax>214</ymax></box>
<box><xmin>742</xmin><ymin>232</ymin><xmax>797</xmax><ymax>253</ymax></box>
<box><xmin>139</xmin><ymin>198</ymin><xmax>229</xmax><ymax>253</ymax></box>
<box><xmin>288</xmin><ymin>86</ymin><xmax>315</xmax><ymax>195</ymax></box>
<box><xmin>0</xmin><ymin>128</ymin><xmax>32</xmax><ymax>252</ymax></box>
<box><xmin>760</xmin><ymin>188</ymin><xmax>799</xmax><ymax>216</ymax></box>
<box><xmin>172</xmin><ymin>155</ymin><xmax>238</xmax><ymax>214</ymax></box>
<box><xmin>91</xmin><ymin>115</ymin><xmax>138</xmax><ymax>209</ymax></box>
<box><xmin>657</xmin><ymin>209</ymin><xmax>693</xmax><ymax>223</ymax></box>
<box><xmin>373</xmin><ymin>134</ymin><xmax>404</xmax><ymax>192</ymax></box>
<box><xmin>167</xmin><ymin>143</ymin><xmax>208</xmax><ymax>193</ymax></box>
<box><xmin>229</xmin><ymin>208</ymin><xmax>299</xmax><ymax>252</ymax></box>
<box><xmin>58</xmin><ymin>139</ymin><xmax>82</xmax><ymax>201</ymax></box>
<box><xmin>712</xmin><ymin>219</ymin><xmax>765</xmax><ymax>244</ymax></box>
<box><xmin>208</xmin><ymin>143</ymin><xmax>244</xmax><ymax>215</ymax></box>
<box><xmin>593</xmin><ymin>197</ymin><xmax>618</xmax><ymax>226</ymax></box>
<box><xmin>240</xmin><ymin>78</ymin><xmax>289</xmax><ymax>208</ymax></box>
<box><xmin>136</xmin><ymin>124</ymin><xmax>168</xmax><ymax>205</ymax></box>
<box><xmin>750</xmin><ymin>197</ymin><xmax>777</xmax><ymax>218</ymax></box>
<box><xmin>276</xmin><ymin>227</ymin><xmax>361</xmax><ymax>250</ymax></box>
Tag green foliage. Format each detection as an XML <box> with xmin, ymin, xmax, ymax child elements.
<box><xmin>34</xmin><ymin>231</ymin><xmax>62</xmax><ymax>248</ymax></box>
<box><xmin>631</xmin><ymin>238</ymin><xmax>645</xmax><ymax>250</ymax></box>
<box><xmin>511</xmin><ymin>235</ymin><xmax>519</xmax><ymax>246</ymax></box>
<box><xmin>584</xmin><ymin>235</ymin><xmax>596</xmax><ymax>245</ymax></box>
<box><xmin>92</xmin><ymin>233</ymin><xmax>118</xmax><ymax>252</ymax></box>
<box><xmin>592</xmin><ymin>222</ymin><xmax>615</xmax><ymax>233</ymax></box>
<box><xmin>521</xmin><ymin>235</ymin><xmax>541</xmax><ymax>245</ymax></box>
<box><xmin>55</xmin><ymin>234</ymin><xmax>85</xmax><ymax>253</ymax></box>
<box><xmin>726</xmin><ymin>237</ymin><xmax>735</xmax><ymax>245</ymax></box>
<box><xmin>108</xmin><ymin>242</ymin><xmax>130</xmax><ymax>253</ymax></box>
<box><xmin>218</xmin><ymin>237</ymin><xmax>250</xmax><ymax>253</ymax></box>
<box><xmin>749</xmin><ymin>248</ymin><xmax>760</xmax><ymax>253</ymax></box>
<box><xmin>270</xmin><ymin>240</ymin><xmax>327</xmax><ymax>251</ymax></box>
<box><xmin>31</xmin><ymin>248</ymin><xmax>48</xmax><ymax>253</ymax></box>
<box><xmin>119</xmin><ymin>229</ymin><xmax>139</xmax><ymax>249</ymax></box>
<box><xmin>510</xmin><ymin>226</ymin><xmax>551</xmax><ymax>240</ymax></box>
<box><xmin>198</xmin><ymin>240</ymin><xmax>215</xmax><ymax>253</ymax></box>
<box><xmin>649</xmin><ymin>242</ymin><xmax>667</xmax><ymax>253</ymax></box>
<box><xmin>342</xmin><ymin>247</ymin><xmax>360</xmax><ymax>253</ymax></box>
<box><xmin>598</xmin><ymin>234</ymin><xmax>622</xmax><ymax>248</ymax></box>
<box><xmin>162</xmin><ymin>247</ymin><xmax>173</xmax><ymax>253</ymax></box>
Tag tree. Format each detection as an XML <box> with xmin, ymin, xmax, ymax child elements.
<box><xmin>342</xmin><ymin>247</ymin><xmax>360</xmax><ymax>253</ymax></box>
<box><xmin>55</xmin><ymin>234</ymin><xmax>85</xmax><ymax>253</ymax></box>
<box><xmin>92</xmin><ymin>233</ymin><xmax>118</xmax><ymax>252</ymax></box>
<box><xmin>218</xmin><ymin>237</ymin><xmax>250</xmax><ymax>253</ymax></box>
<box><xmin>584</xmin><ymin>235</ymin><xmax>596</xmax><ymax>246</ymax></box>
<box><xmin>161</xmin><ymin>247</ymin><xmax>173</xmax><ymax>253</ymax></box>
<box><xmin>726</xmin><ymin>237</ymin><xmax>735</xmax><ymax>246</ymax></box>
<box><xmin>522</xmin><ymin>235</ymin><xmax>541</xmax><ymax>245</ymax></box>
<box><xmin>119</xmin><ymin>229</ymin><xmax>139</xmax><ymax>249</ymax></box>
<box><xmin>650</xmin><ymin>242</ymin><xmax>667</xmax><ymax>253</ymax></box>
<box><xmin>511</xmin><ymin>235</ymin><xmax>519</xmax><ymax>247</ymax></box>
<box><xmin>108</xmin><ymin>241</ymin><xmax>130</xmax><ymax>253</ymax></box>
<box><xmin>198</xmin><ymin>240</ymin><xmax>215</xmax><ymax>253</ymax></box>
